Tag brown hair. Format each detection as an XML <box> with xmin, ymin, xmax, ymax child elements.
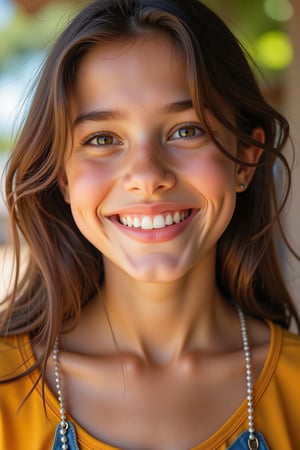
<box><xmin>1</xmin><ymin>0</ymin><xmax>299</xmax><ymax>379</ymax></box>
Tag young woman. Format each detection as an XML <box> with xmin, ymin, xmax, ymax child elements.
<box><xmin>1</xmin><ymin>1</ymin><xmax>300</xmax><ymax>449</ymax></box>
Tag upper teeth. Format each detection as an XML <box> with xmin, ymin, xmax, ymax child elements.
<box><xmin>119</xmin><ymin>211</ymin><xmax>189</xmax><ymax>229</ymax></box>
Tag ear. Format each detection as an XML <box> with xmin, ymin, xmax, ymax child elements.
<box><xmin>235</xmin><ymin>127</ymin><xmax>265</xmax><ymax>192</ymax></box>
<box><xmin>57</xmin><ymin>170</ymin><xmax>70</xmax><ymax>203</ymax></box>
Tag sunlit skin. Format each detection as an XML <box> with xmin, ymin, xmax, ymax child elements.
<box><xmin>62</xmin><ymin>34</ymin><xmax>244</xmax><ymax>283</ymax></box>
<box><xmin>52</xmin><ymin>32</ymin><xmax>269</xmax><ymax>449</ymax></box>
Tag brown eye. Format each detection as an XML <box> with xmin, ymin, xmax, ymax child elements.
<box><xmin>94</xmin><ymin>135</ymin><xmax>114</xmax><ymax>145</ymax></box>
<box><xmin>178</xmin><ymin>127</ymin><xmax>196</xmax><ymax>138</ymax></box>
<box><xmin>169</xmin><ymin>124</ymin><xmax>204</xmax><ymax>141</ymax></box>
<box><xmin>85</xmin><ymin>133</ymin><xmax>121</xmax><ymax>146</ymax></box>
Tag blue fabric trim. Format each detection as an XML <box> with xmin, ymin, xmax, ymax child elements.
<box><xmin>52</xmin><ymin>421</ymin><xmax>269</xmax><ymax>450</ymax></box>
<box><xmin>227</xmin><ymin>430</ymin><xmax>269</xmax><ymax>449</ymax></box>
<box><xmin>52</xmin><ymin>421</ymin><xmax>80</xmax><ymax>450</ymax></box>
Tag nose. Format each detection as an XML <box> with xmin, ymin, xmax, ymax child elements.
<box><xmin>122</xmin><ymin>143</ymin><xmax>176</xmax><ymax>195</ymax></box>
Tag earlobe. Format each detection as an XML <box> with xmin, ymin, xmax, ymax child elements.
<box><xmin>58</xmin><ymin>171</ymin><xmax>70</xmax><ymax>203</ymax></box>
<box><xmin>236</xmin><ymin>127</ymin><xmax>265</xmax><ymax>192</ymax></box>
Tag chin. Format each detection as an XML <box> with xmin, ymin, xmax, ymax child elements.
<box><xmin>126</xmin><ymin>263</ymin><xmax>191</xmax><ymax>283</ymax></box>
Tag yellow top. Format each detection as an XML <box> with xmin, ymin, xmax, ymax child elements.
<box><xmin>0</xmin><ymin>322</ymin><xmax>300</xmax><ymax>450</ymax></box>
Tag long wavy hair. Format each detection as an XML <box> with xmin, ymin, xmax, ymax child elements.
<box><xmin>1</xmin><ymin>0</ymin><xmax>299</xmax><ymax>380</ymax></box>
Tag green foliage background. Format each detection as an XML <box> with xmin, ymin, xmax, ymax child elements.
<box><xmin>0</xmin><ymin>0</ymin><xmax>292</xmax><ymax>152</ymax></box>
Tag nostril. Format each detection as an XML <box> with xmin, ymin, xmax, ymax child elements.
<box><xmin>122</xmin><ymin>167</ymin><xmax>176</xmax><ymax>194</ymax></box>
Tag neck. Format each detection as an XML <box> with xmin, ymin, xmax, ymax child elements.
<box><xmin>100</xmin><ymin>256</ymin><xmax>232</xmax><ymax>365</ymax></box>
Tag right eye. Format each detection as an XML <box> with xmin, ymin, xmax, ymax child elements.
<box><xmin>83</xmin><ymin>132</ymin><xmax>122</xmax><ymax>146</ymax></box>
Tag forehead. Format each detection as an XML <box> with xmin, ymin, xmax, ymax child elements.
<box><xmin>77</xmin><ymin>30</ymin><xmax>185</xmax><ymax>75</ymax></box>
<box><xmin>69</xmin><ymin>30</ymin><xmax>235</xmax><ymax>131</ymax></box>
<box><xmin>71</xmin><ymin>31</ymin><xmax>189</xmax><ymax>111</ymax></box>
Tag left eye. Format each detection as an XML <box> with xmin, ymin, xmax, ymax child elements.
<box><xmin>169</xmin><ymin>125</ymin><xmax>204</xmax><ymax>140</ymax></box>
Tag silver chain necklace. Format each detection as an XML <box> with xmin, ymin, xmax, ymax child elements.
<box><xmin>52</xmin><ymin>306</ymin><xmax>258</xmax><ymax>450</ymax></box>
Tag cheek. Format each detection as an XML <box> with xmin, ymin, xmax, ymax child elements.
<box><xmin>181</xmin><ymin>150</ymin><xmax>236</xmax><ymax>195</ymax></box>
<box><xmin>66</xmin><ymin>160</ymin><xmax>114</xmax><ymax>210</ymax></box>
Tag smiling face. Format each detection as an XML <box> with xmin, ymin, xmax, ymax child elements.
<box><xmin>60</xmin><ymin>31</ymin><xmax>241</xmax><ymax>282</ymax></box>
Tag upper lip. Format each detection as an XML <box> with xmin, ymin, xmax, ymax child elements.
<box><xmin>106</xmin><ymin>203</ymin><xmax>199</xmax><ymax>217</ymax></box>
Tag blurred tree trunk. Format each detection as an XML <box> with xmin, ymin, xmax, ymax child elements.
<box><xmin>283</xmin><ymin>0</ymin><xmax>300</xmax><ymax>311</ymax></box>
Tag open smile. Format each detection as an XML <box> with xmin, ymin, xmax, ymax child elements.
<box><xmin>118</xmin><ymin>209</ymin><xmax>192</xmax><ymax>230</ymax></box>
<box><xmin>107</xmin><ymin>208</ymin><xmax>198</xmax><ymax>243</ymax></box>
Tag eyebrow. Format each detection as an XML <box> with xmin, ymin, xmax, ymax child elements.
<box><xmin>73</xmin><ymin>100</ymin><xmax>194</xmax><ymax>127</ymax></box>
<box><xmin>163</xmin><ymin>99</ymin><xmax>193</xmax><ymax>114</ymax></box>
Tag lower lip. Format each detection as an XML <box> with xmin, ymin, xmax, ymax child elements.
<box><xmin>109</xmin><ymin>210</ymin><xmax>199</xmax><ymax>243</ymax></box>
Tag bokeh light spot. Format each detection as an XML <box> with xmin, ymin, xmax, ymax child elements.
<box><xmin>255</xmin><ymin>31</ymin><xmax>293</xmax><ymax>70</ymax></box>
<box><xmin>264</xmin><ymin>0</ymin><xmax>293</xmax><ymax>22</ymax></box>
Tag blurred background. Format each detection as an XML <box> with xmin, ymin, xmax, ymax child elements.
<box><xmin>0</xmin><ymin>0</ymin><xmax>299</xmax><ymax>306</ymax></box>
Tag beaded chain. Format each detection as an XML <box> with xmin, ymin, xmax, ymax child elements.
<box><xmin>52</xmin><ymin>307</ymin><xmax>258</xmax><ymax>450</ymax></box>
<box><xmin>53</xmin><ymin>338</ymin><xmax>69</xmax><ymax>450</ymax></box>
<box><xmin>237</xmin><ymin>306</ymin><xmax>259</xmax><ymax>450</ymax></box>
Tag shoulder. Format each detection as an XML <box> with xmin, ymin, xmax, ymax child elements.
<box><xmin>260</xmin><ymin>321</ymin><xmax>300</xmax><ymax>379</ymax></box>
<box><xmin>251</xmin><ymin>321</ymin><xmax>300</xmax><ymax>405</ymax></box>
<box><xmin>276</xmin><ymin>324</ymin><xmax>300</xmax><ymax>370</ymax></box>
<box><xmin>253</xmin><ymin>324</ymin><xmax>300</xmax><ymax>447</ymax></box>
<box><xmin>0</xmin><ymin>334</ymin><xmax>31</xmax><ymax>379</ymax></box>
<box><xmin>256</xmin><ymin>321</ymin><xmax>300</xmax><ymax>406</ymax></box>
<box><xmin>0</xmin><ymin>335</ymin><xmax>60</xmax><ymax>448</ymax></box>
<box><xmin>281</xmin><ymin>324</ymin><xmax>300</xmax><ymax>346</ymax></box>
<box><xmin>0</xmin><ymin>334</ymin><xmax>33</xmax><ymax>411</ymax></box>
